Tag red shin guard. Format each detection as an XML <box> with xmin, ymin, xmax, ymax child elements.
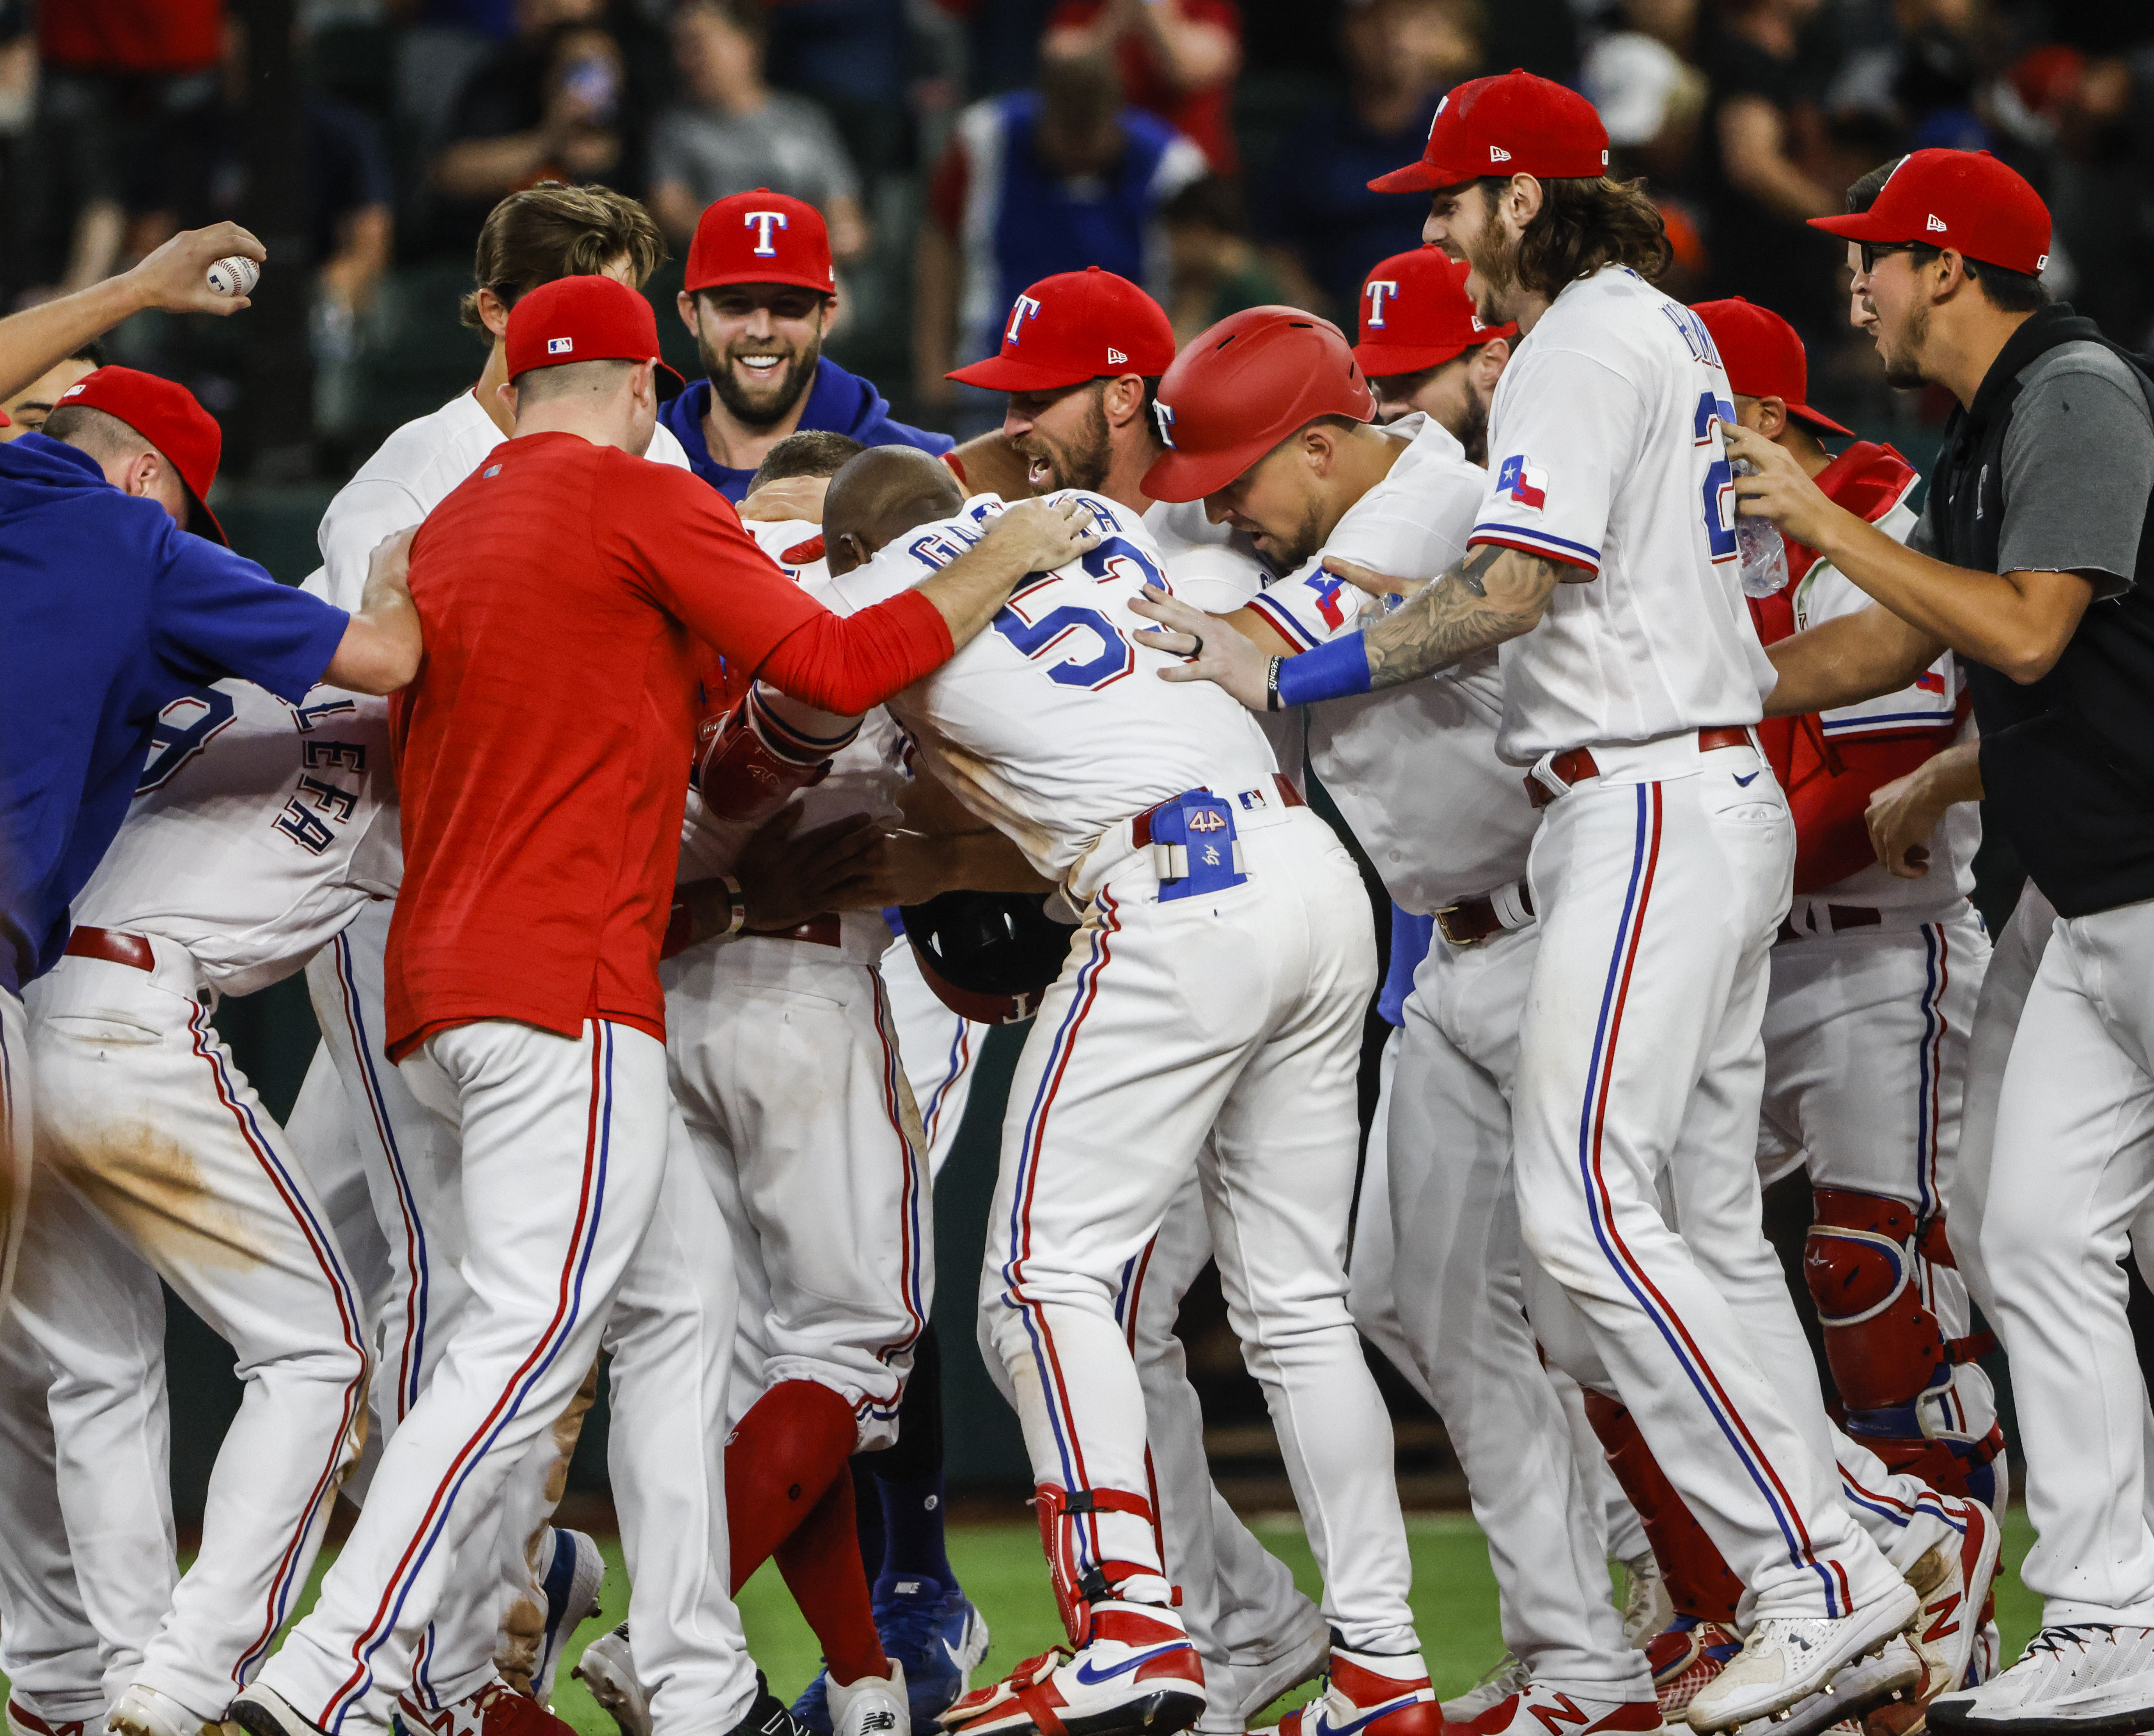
<box><xmin>1583</xmin><ymin>1389</ymin><xmax>1744</xmax><ymax>1622</ymax></box>
<box><xmin>726</xmin><ymin>1379</ymin><xmax>859</xmax><ymax>1589</ymax></box>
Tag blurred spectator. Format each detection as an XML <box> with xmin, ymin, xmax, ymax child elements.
<box><xmin>760</xmin><ymin>0</ymin><xmax>920</xmax><ymax>196</ymax></box>
<box><xmin>34</xmin><ymin>0</ymin><xmax>225</xmax><ymax>295</ymax></box>
<box><xmin>1042</xmin><ymin>0</ymin><xmax>1243</xmax><ymax>174</ymax></box>
<box><xmin>1584</xmin><ymin>0</ymin><xmax>1707</xmax><ymax>182</ymax></box>
<box><xmin>0</xmin><ymin>340</ymin><xmax>102</xmax><ymax>439</ymax></box>
<box><xmin>1821</xmin><ymin>0</ymin><xmax>1991</xmax><ymax>154</ymax></box>
<box><xmin>429</xmin><ymin>1</ymin><xmax>636</xmax><ymax>250</ymax></box>
<box><xmin>649</xmin><ymin>0</ymin><xmax>869</xmax><ymax>261</ymax></box>
<box><xmin>1257</xmin><ymin>0</ymin><xmax>1482</xmax><ymax>321</ymax></box>
<box><xmin>1159</xmin><ymin>175</ymin><xmax>1287</xmax><ymax>340</ymax></box>
<box><xmin>915</xmin><ymin>44</ymin><xmax>1205</xmax><ymax>404</ymax></box>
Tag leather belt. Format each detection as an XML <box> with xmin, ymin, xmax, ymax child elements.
<box><xmin>761</xmin><ymin>914</ymin><xmax>841</xmax><ymax>947</ymax></box>
<box><xmin>1131</xmin><ymin>773</ymin><xmax>1303</xmax><ymax>850</ymax></box>
<box><xmin>1776</xmin><ymin>904</ymin><xmax>1881</xmax><ymax>945</ymax></box>
<box><xmin>1436</xmin><ymin>882</ymin><xmax>1534</xmax><ymax>948</ymax></box>
<box><xmin>65</xmin><ymin>926</ymin><xmax>155</xmax><ymax>971</ymax></box>
<box><xmin>1526</xmin><ymin>726</ymin><xmax>1755</xmax><ymax>810</ymax></box>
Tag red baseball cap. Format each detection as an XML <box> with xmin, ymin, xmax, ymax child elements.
<box><xmin>1142</xmin><ymin>307</ymin><xmax>1374</xmax><ymax>503</ymax></box>
<box><xmin>1354</xmin><ymin>246</ymin><xmax>1517</xmax><ymax>377</ymax></box>
<box><xmin>57</xmin><ymin>365</ymin><xmax>227</xmax><ymax>543</ymax></box>
<box><xmin>947</xmin><ymin>267</ymin><xmax>1176</xmax><ymax>392</ymax></box>
<box><xmin>505</xmin><ymin>275</ymin><xmax>683</xmax><ymax>386</ymax></box>
<box><xmin>1370</xmin><ymin>70</ymin><xmax>1610</xmax><ymax>195</ymax></box>
<box><xmin>1808</xmin><ymin>148</ymin><xmax>2050</xmax><ymax>276</ymax></box>
<box><xmin>1689</xmin><ymin>298</ymin><xmax>1853</xmax><ymax>439</ymax></box>
<box><xmin>685</xmin><ymin>189</ymin><xmax>837</xmax><ymax>296</ymax></box>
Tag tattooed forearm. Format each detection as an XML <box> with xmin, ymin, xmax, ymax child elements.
<box><xmin>1363</xmin><ymin>544</ymin><xmax>1564</xmax><ymax>689</ymax></box>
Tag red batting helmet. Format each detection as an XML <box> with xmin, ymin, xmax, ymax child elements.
<box><xmin>1142</xmin><ymin>307</ymin><xmax>1374</xmax><ymax>503</ymax></box>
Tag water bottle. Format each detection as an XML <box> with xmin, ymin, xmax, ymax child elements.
<box><xmin>1730</xmin><ymin>458</ymin><xmax>1789</xmax><ymax>599</ymax></box>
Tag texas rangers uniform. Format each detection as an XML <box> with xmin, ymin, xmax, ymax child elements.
<box><xmin>18</xmin><ymin>679</ymin><xmax>392</xmax><ymax>1725</ymax></box>
<box><xmin>1481</xmin><ymin>268</ymin><xmax>1905</xmax><ymax>1621</ymax></box>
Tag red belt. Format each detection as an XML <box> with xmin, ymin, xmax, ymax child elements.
<box><xmin>761</xmin><ymin>914</ymin><xmax>841</xmax><ymax>947</ymax></box>
<box><xmin>1526</xmin><ymin>727</ymin><xmax>1755</xmax><ymax>810</ymax></box>
<box><xmin>1776</xmin><ymin>905</ymin><xmax>1881</xmax><ymax>945</ymax></box>
<box><xmin>1436</xmin><ymin>884</ymin><xmax>1533</xmax><ymax>948</ymax></box>
<box><xmin>1132</xmin><ymin>774</ymin><xmax>1303</xmax><ymax>850</ymax></box>
<box><xmin>64</xmin><ymin>926</ymin><xmax>154</xmax><ymax>971</ymax></box>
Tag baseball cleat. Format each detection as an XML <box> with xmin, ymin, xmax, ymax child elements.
<box><xmin>532</xmin><ymin>1527</ymin><xmax>607</xmax><ymax>1706</ymax></box>
<box><xmin>14</xmin><ymin>1702</ymin><xmax>93</xmax><ymax>1736</ymax></box>
<box><xmin>1219</xmin><ymin>1617</ymin><xmax>1330</xmax><ymax>1726</ymax></box>
<box><xmin>824</xmin><ymin>1667</ymin><xmax>911</xmax><ymax>1736</ymax></box>
<box><xmin>940</xmin><ymin>1603</ymin><xmax>1205</xmax><ymax>1736</ymax></box>
<box><xmin>729</xmin><ymin>1680</ymin><xmax>817</xmax><ymax>1736</ymax></box>
<box><xmin>1444</xmin><ymin>1656</ymin><xmax>1535</xmax><ymax>1725</ymax></box>
<box><xmin>572</xmin><ymin>1623</ymin><xmax>650</xmax><ymax>1736</ymax></box>
<box><xmin>105</xmin><ymin>1687</ymin><xmax>221</xmax><ymax>1736</ymax></box>
<box><xmin>861</xmin><ymin>1576</ymin><xmax>992</xmax><ymax>1729</ymax></box>
<box><xmin>1684</xmin><ymin>1581</ymin><xmax>1921</xmax><ymax>1732</ymax></box>
<box><xmin>1927</xmin><ymin>1626</ymin><xmax>2154</xmax><ymax>1735</ymax></box>
<box><xmin>1727</xmin><ymin>1642</ymin><xmax>1924</xmax><ymax>1736</ymax></box>
<box><xmin>1902</xmin><ymin>1500</ymin><xmax>2003</xmax><ymax>1721</ymax></box>
<box><xmin>1623</xmin><ymin>1554</ymin><xmax>1679</xmax><ymax>1651</ymax></box>
<box><xmin>1456</xmin><ymin>1685</ymin><xmax>1668</xmax><ymax>1736</ymax></box>
<box><xmin>226</xmin><ymin>1683</ymin><xmax>331</xmax><ymax>1736</ymax></box>
<box><xmin>399</xmin><ymin>1681</ymin><xmax>577</xmax><ymax>1736</ymax></box>
<box><xmin>1254</xmin><ymin>1645</ymin><xmax>1440</xmax><ymax>1736</ymax></box>
<box><xmin>1650</xmin><ymin>1620</ymin><xmax>1745</xmax><ymax>1720</ymax></box>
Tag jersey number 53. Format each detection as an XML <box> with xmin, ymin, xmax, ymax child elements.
<box><xmin>989</xmin><ymin>535</ymin><xmax>1166</xmax><ymax>691</ymax></box>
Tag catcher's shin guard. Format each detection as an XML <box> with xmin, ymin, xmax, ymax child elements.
<box><xmin>1035</xmin><ymin>1483</ymin><xmax>1171</xmax><ymax>1645</ymax></box>
<box><xmin>1804</xmin><ymin>1190</ymin><xmax>2001</xmax><ymax>1501</ymax></box>
<box><xmin>1582</xmin><ymin>1389</ymin><xmax>1744</xmax><ymax>1622</ymax></box>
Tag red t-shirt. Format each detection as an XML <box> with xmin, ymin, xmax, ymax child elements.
<box><xmin>42</xmin><ymin>0</ymin><xmax>224</xmax><ymax>73</ymax></box>
<box><xmin>385</xmin><ymin>433</ymin><xmax>949</xmax><ymax>1059</ymax></box>
<box><xmin>1047</xmin><ymin>0</ymin><xmax>1241</xmax><ymax>174</ymax></box>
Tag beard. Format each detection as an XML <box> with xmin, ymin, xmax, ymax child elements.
<box><xmin>1878</xmin><ymin>298</ymin><xmax>1930</xmax><ymax>391</ymax></box>
<box><xmin>1020</xmin><ymin>387</ymin><xmax>1113</xmax><ymax>494</ymax></box>
<box><xmin>1456</xmin><ymin>394</ymin><xmax>1490</xmax><ymax>466</ymax></box>
<box><xmin>699</xmin><ymin>326</ymin><xmax>823</xmax><ymax>428</ymax></box>
<box><xmin>1464</xmin><ymin>214</ymin><xmax>1524</xmax><ymax>326</ymax></box>
<box><xmin>1253</xmin><ymin>494</ymin><xmax>1329</xmax><ymax>571</ymax></box>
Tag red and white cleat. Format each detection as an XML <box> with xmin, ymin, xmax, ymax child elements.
<box><xmin>940</xmin><ymin>1605</ymin><xmax>1205</xmax><ymax>1736</ymax></box>
<box><xmin>396</xmin><ymin>1681</ymin><xmax>581</xmax><ymax>1736</ymax></box>
<box><xmin>1253</xmin><ymin>1647</ymin><xmax>1440</xmax><ymax>1736</ymax></box>
<box><xmin>11</xmin><ymin>1702</ymin><xmax>92</xmax><ymax>1736</ymax></box>
<box><xmin>1459</xmin><ymin>1686</ymin><xmax>1668</xmax><ymax>1736</ymax></box>
<box><xmin>1648</xmin><ymin>1621</ymin><xmax>1744</xmax><ymax>1722</ymax></box>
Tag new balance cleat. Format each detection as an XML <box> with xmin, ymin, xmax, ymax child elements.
<box><xmin>1685</xmin><ymin>1582</ymin><xmax>1922</xmax><ymax>1732</ymax></box>
<box><xmin>399</xmin><ymin>1681</ymin><xmax>578</xmax><ymax>1736</ymax></box>
<box><xmin>1903</xmin><ymin>1501</ymin><xmax>2002</xmax><ymax>1720</ymax></box>
<box><xmin>1458</xmin><ymin>1685</ymin><xmax>1668</xmax><ymax>1736</ymax></box>
<box><xmin>874</xmin><ymin>1577</ymin><xmax>992</xmax><ymax>1728</ymax></box>
<box><xmin>940</xmin><ymin>1604</ymin><xmax>1204</xmax><ymax>1736</ymax></box>
<box><xmin>572</xmin><ymin>1624</ymin><xmax>649</xmax><ymax>1736</ymax></box>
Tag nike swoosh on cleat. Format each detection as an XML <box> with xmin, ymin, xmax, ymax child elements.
<box><xmin>1315</xmin><ymin>1697</ymin><xmax>1424</xmax><ymax>1736</ymax></box>
<box><xmin>1734</xmin><ymin>771</ymin><xmax>1760</xmax><ymax>786</ymax></box>
<box><xmin>1073</xmin><ymin>1645</ymin><xmax>1191</xmax><ymax>1686</ymax></box>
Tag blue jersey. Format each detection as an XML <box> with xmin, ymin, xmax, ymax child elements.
<box><xmin>658</xmin><ymin>357</ymin><xmax>953</xmax><ymax>503</ymax></box>
<box><xmin>0</xmin><ymin>434</ymin><xmax>348</xmax><ymax>994</ymax></box>
<box><xmin>1377</xmin><ymin>904</ymin><xmax>1434</xmax><ymax>1028</ymax></box>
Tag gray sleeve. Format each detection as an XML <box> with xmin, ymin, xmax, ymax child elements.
<box><xmin>1997</xmin><ymin>357</ymin><xmax>2154</xmax><ymax>592</ymax></box>
<box><xmin>1906</xmin><ymin>487</ymin><xmax>1942</xmax><ymax>558</ymax></box>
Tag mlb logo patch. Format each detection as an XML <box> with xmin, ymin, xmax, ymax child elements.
<box><xmin>547</xmin><ymin>336</ymin><xmax>573</xmax><ymax>354</ymax></box>
<box><xmin>1497</xmin><ymin>453</ymin><xmax>1547</xmax><ymax>511</ymax></box>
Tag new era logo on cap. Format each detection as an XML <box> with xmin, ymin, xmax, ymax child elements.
<box><xmin>547</xmin><ymin>337</ymin><xmax>574</xmax><ymax>354</ymax></box>
<box><xmin>1107</xmin><ymin>347</ymin><xmax>1126</xmax><ymax>365</ymax></box>
<box><xmin>61</xmin><ymin>382</ymin><xmax>85</xmax><ymax>398</ymax></box>
<box><xmin>1490</xmin><ymin>145</ymin><xmax>1511</xmax><ymax>161</ymax></box>
<box><xmin>1927</xmin><ymin>213</ymin><xmax>1947</xmax><ymax>232</ymax></box>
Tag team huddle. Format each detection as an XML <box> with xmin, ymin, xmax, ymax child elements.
<box><xmin>9</xmin><ymin>60</ymin><xmax>2154</xmax><ymax>1736</ymax></box>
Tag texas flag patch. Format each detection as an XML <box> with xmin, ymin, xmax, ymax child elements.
<box><xmin>1497</xmin><ymin>453</ymin><xmax>1547</xmax><ymax>511</ymax></box>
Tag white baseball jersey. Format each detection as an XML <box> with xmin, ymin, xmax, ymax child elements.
<box><xmin>1473</xmin><ymin>267</ymin><xmax>1776</xmax><ymax>764</ymax></box>
<box><xmin>811</xmin><ymin>493</ymin><xmax>1280</xmax><ymax>890</ymax></box>
<box><xmin>69</xmin><ymin>680</ymin><xmax>396</xmax><ymax>996</ymax></box>
<box><xmin>307</xmin><ymin>389</ymin><xmax>693</xmax><ymax>608</ymax></box>
<box><xmin>1243</xmin><ymin>417</ymin><xmax>1539</xmax><ymax>912</ymax></box>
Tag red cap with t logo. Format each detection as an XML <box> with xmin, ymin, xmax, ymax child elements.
<box><xmin>1808</xmin><ymin>149</ymin><xmax>2050</xmax><ymax>276</ymax></box>
<box><xmin>1354</xmin><ymin>246</ymin><xmax>1517</xmax><ymax>377</ymax></box>
<box><xmin>57</xmin><ymin>365</ymin><xmax>227</xmax><ymax>544</ymax></box>
<box><xmin>1370</xmin><ymin>69</ymin><xmax>1610</xmax><ymax>195</ymax></box>
<box><xmin>1689</xmin><ymin>298</ymin><xmax>1853</xmax><ymax>439</ymax></box>
<box><xmin>505</xmin><ymin>274</ymin><xmax>684</xmax><ymax>386</ymax></box>
<box><xmin>685</xmin><ymin>188</ymin><xmax>837</xmax><ymax>295</ymax></box>
<box><xmin>947</xmin><ymin>267</ymin><xmax>1178</xmax><ymax>392</ymax></box>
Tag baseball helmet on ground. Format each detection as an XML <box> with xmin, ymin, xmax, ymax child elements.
<box><xmin>900</xmin><ymin>891</ymin><xmax>1079</xmax><ymax>1025</ymax></box>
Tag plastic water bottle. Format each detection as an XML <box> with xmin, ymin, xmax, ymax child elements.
<box><xmin>1730</xmin><ymin>458</ymin><xmax>1789</xmax><ymax>599</ymax></box>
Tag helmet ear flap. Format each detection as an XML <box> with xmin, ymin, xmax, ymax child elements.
<box><xmin>900</xmin><ymin>891</ymin><xmax>1080</xmax><ymax>1025</ymax></box>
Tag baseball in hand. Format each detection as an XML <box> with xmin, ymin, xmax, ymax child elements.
<box><xmin>206</xmin><ymin>255</ymin><xmax>259</xmax><ymax>298</ymax></box>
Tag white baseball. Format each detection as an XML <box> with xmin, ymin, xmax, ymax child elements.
<box><xmin>206</xmin><ymin>255</ymin><xmax>260</xmax><ymax>298</ymax></box>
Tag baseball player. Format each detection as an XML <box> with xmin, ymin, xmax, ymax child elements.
<box><xmin>1353</xmin><ymin>244</ymin><xmax>1513</xmax><ymax>459</ymax></box>
<box><xmin>0</xmin><ymin>343</ymin><xmax>103</xmax><ymax>442</ymax></box>
<box><xmin>1737</xmin><ymin>149</ymin><xmax>2154</xmax><ymax>1731</ymax></box>
<box><xmin>1138</xmin><ymin>71</ymin><xmax>1942</xmax><ymax>1729</ymax></box>
<box><xmin>733</xmin><ymin>445</ymin><xmax>1438</xmax><ymax>1736</ymax></box>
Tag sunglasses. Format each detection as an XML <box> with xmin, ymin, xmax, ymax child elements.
<box><xmin>1858</xmin><ymin>240</ymin><xmax>1920</xmax><ymax>274</ymax></box>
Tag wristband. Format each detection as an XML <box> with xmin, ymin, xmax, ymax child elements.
<box><xmin>1275</xmin><ymin>632</ymin><xmax>1373</xmax><ymax>708</ymax></box>
<box><xmin>1265</xmin><ymin>657</ymin><xmax>1283</xmax><ymax>712</ymax></box>
<box><xmin>719</xmin><ymin>873</ymin><xmax>748</xmax><ymax>937</ymax></box>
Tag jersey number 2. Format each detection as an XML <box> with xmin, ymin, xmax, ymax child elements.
<box><xmin>1693</xmin><ymin>391</ymin><xmax>1739</xmax><ymax>562</ymax></box>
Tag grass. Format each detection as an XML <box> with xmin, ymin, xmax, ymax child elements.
<box><xmin>5</xmin><ymin>1507</ymin><xmax>2044</xmax><ymax>1733</ymax></box>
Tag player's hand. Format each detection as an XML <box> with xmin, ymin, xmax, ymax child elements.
<box><xmin>1322</xmin><ymin>554</ymin><xmax>1425</xmax><ymax>599</ymax></box>
<box><xmin>974</xmin><ymin>496</ymin><xmax>1102</xmax><ymax>578</ymax></box>
<box><xmin>1725</xmin><ymin>423</ymin><xmax>1840</xmax><ymax>549</ymax></box>
<box><xmin>1865</xmin><ymin>763</ymin><xmax>1946</xmax><ymax>878</ymax></box>
<box><xmin>362</xmin><ymin>526</ymin><xmax>417</xmax><ymax>606</ymax></box>
<box><xmin>1129</xmin><ymin>585</ymin><xmax>1274</xmax><ymax>711</ymax></box>
<box><xmin>735</xmin><ymin>806</ymin><xmax>885</xmax><ymax>930</ymax></box>
<box><xmin>738</xmin><ymin>474</ymin><xmax>829</xmax><ymax>525</ymax></box>
<box><xmin>125</xmin><ymin>222</ymin><xmax>267</xmax><ymax>317</ymax></box>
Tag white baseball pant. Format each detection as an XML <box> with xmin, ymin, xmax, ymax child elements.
<box><xmin>982</xmin><ymin>808</ymin><xmax>1416</xmax><ymax>1654</ymax></box>
<box><xmin>1511</xmin><ymin>745</ymin><xmax>1904</xmax><ymax>1622</ymax></box>
<box><xmin>258</xmin><ymin>1017</ymin><xmax>759</xmax><ymax>1734</ymax></box>
<box><xmin>0</xmin><ymin>1174</ymin><xmax>172</xmax><ymax>1724</ymax></box>
<box><xmin>1757</xmin><ymin>909</ymin><xmax>1998</xmax><ymax>1453</ymax></box>
<box><xmin>25</xmin><ymin>940</ymin><xmax>371</xmax><ymax>1721</ymax></box>
<box><xmin>1369</xmin><ymin>921</ymin><xmax>1650</xmax><ymax>1698</ymax></box>
<box><xmin>662</xmin><ymin>933</ymin><xmax>929</xmax><ymax>1445</ymax></box>
<box><xmin>881</xmin><ymin>933</ymin><xmax>981</xmax><ymax>1185</ymax></box>
<box><xmin>3</xmin><ymin>983</ymin><xmax>27</xmax><ymax>1307</ymax></box>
